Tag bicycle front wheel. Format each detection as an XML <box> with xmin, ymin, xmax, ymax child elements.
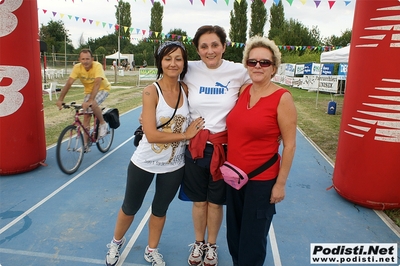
<box><xmin>56</xmin><ymin>125</ymin><xmax>84</xmax><ymax>174</ymax></box>
<box><xmin>97</xmin><ymin>122</ymin><xmax>114</xmax><ymax>153</ymax></box>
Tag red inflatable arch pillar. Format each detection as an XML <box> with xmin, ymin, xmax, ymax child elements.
<box><xmin>0</xmin><ymin>0</ymin><xmax>46</xmax><ymax>175</ymax></box>
<box><xmin>332</xmin><ymin>0</ymin><xmax>400</xmax><ymax>209</ymax></box>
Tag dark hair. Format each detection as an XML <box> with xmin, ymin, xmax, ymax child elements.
<box><xmin>154</xmin><ymin>42</ymin><xmax>188</xmax><ymax>80</ymax></box>
<box><xmin>192</xmin><ymin>25</ymin><xmax>227</xmax><ymax>50</ymax></box>
<box><xmin>79</xmin><ymin>48</ymin><xmax>93</xmax><ymax>57</ymax></box>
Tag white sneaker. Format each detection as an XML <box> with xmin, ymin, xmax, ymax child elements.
<box><xmin>105</xmin><ymin>237</ymin><xmax>126</xmax><ymax>266</ymax></box>
<box><xmin>188</xmin><ymin>241</ymin><xmax>205</xmax><ymax>266</ymax></box>
<box><xmin>144</xmin><ymin>246</ymin><xmax>166</xmax><ymax>266</ymax></box>
<box><xmin>99</xmin><ymin>122</ymin><xmax>108</xmax><ymax>138</ymax></box>
<box><xmin>203</xmin><ymin>243</ymin><xmax>218</xmax><ymax>266</ymax></box>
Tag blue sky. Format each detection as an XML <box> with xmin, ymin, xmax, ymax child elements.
<box><xmin>37</xmin><ymin>0</ymin><xmax>355</xmax><ymax>47</ymax></box>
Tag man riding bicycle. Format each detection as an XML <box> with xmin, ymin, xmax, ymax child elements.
<box><xmin>56</xmin><ymin>49</ymin><xmax>111</xmax><ymax>144</ymax></box>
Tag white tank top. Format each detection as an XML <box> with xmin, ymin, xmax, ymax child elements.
<box><xmin>131</xmin><ymin>82</ymin><xmax>190</xmax><ymax>173</ymax></box>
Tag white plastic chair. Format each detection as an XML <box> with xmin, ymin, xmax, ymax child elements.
<box><xmin>43</xmin><ymin>82</ymin><xmax>58</xmax><ymax>101</ymax></box>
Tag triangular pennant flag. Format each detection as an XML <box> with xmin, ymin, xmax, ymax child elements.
<box><xmin>75</xmin><ymin>16</ymin><xmax>79</xmax><ymax>21</ymax></box>
<box><xmin>262</xmin><ymin>0</ymin><xmax>266</xmax><ymax>3</ymax></box>
<box><xmin>236</xmin><ymin>0</ymin><xmax>241</xmax><ymax>3</ymax></box>
<box><xmin>142</xmin><ymin>29</ymin><xmax>147</xmax><ymax>35</ymax></box>
<box><xmin>130</xmin><ymin>28</ymin><xmax>134</xmax><ymax>33</ymax></box>
<box><xmin>299</xmin><ymin>0</ymin><xmax>306</xmax><ymax>4</ymax></box>
<box><xmin>150</xmin><ymin>0</ymin><xmax>154</xmax><ymax>4</ymax></box>
<box><xmin>286</xmin><ymin>0</ymin><xmax>293</xmax><ymax>6</ymax></box>
<box><xmin>68</xmin><ymin>15</ymin><xmax>72</xmax><ymax>20</ymax></box>
<box><xmin>82</xmin><ymin>18</ymin><xmax>87</xmax><ymax>23</ymax></box>
<box><xmin>149</xmin><ymin>31</ymin><xmax>153</xmax><ymax>36</ymax></box>
<box><xmin>42</xmin><ymin>9</ymin><xmax>47</xmax><ymax>14</ymax></box>
<box><xmin>328</xmin><ymin>0</ymin><xmax>335</xmax><ymax>9</ymax></box>
<box><xmin>155</xmin><ymin>32</ymin><xmax>160</xmax><ymax>37</ymax></box>
<box><xmin>213</xmin><ymin>0</ymin><xmax>217</xmax><ymax>3</ymax></box>
<box><xmin>201</xmin><ymin>0</ymin><xmax>206</xmax><ymax>5</ymax></box>
<box><xmin>344</xmin><ymin>1</ymin><xmax>351</xmax><ymax>6</ymax></box>
<box><xmin>189</xmin><ymin>0</ymin><xmax>193</xmax><ymax>4</ymax></box>
<box><xmin>96</xmin><ymin>21</ymin><xmax>100</xmax><ymax>26</ymax></box>
<box><xmin>102</xmin><ymin>22</ymin><xmax>107</xmax><ymax>28</ymax></box>
<box><xmin>273</xmin><ymin>0</ymin><xmax>280</xmax><ymax>5</ymax></box>
<box><xmin>52</xmin><ymin>11</ymin><xmax>57</xmax><ymax>17</ymax></box>
<box><xmin>314</xmin><ymin>0</ymin><xmax>321</xmax><ymax>8</ymax></box>
<box><xmin>136</xmin><ymin>29</ymin><xmax>140</xmax><ymax>34</ymax></box>
<box><xmin>89</xmin><ymin>19</ymin><xmax>93</xmax><ymax>24</ymax></box>
<box><xmin>177</xmin><ymin>35</ymin><xmax>182</xmax><ymax>40</ymax></box>
<box><xmin>172</xmin><ymin>34</ymin><xmax>176</xmax><ymax>39</ymax></box>
<box><xmin>115</xmin><ymin>24</ymin><xmax>120</xmax><ymax>31</ymax></box>
<box><xmin>162</xmin><ymin>0</ymin><xmax>166</xmax><ymax>4</ymax></box>
<box><xmin>225</xmin><ymin>0</ymin><xmax>230</xmax><ymax>4</ymax></box>
<box><xmin>60</xmin><ymin>13</ymin><xmax>65</xmax><ymax>19</ymax></box>
<box><xmin>109</xmin><ymin>23</ymin><xmax>113</xmax><ymax>29</ymax></box>
<box><xmin>124</xmin><ymin>26</ymin><xmax>129</xmax><ymax>33</ymax></box>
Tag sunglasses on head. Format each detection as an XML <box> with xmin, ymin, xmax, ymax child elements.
<box><xmin>246</xmin><ymin>59</ymin><xmax>274</xmax><ymax>68</ymax></box>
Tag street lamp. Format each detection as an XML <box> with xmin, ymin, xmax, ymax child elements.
<box><xmin>115</xmin><ymin>5</ymin><xmax>121</xmax><ymax>83</ymax></box>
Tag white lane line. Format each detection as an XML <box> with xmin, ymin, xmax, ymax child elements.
<box><xmin>0</xmin><ymin>247</ymin><xmax>142</xmax><ymax>265</ymax></box>
<box><xmin>118</xmin><ymin>206</ymin><xmax>152</xmax><ymax>265</ymax></box>
<box><xmin>0</xmin><ymin>137</ymin><xmax>134</xmax><ymax>236</ymax></box>
<box><xmin>269</xmin><ymin>223</ymin><xmax>282</xmax><ymax>266</ymax></box>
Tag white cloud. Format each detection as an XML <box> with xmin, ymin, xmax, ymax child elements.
<box><xmin>37</xmin><ymin>0</ymin><xmax>355</xmax><ymax>47</ymax></box>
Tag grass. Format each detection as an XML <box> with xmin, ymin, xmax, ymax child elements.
<box><xmin>42</xmin><ymin>69</ymin><xmax>400</xmax><ymax>227</ymax></box>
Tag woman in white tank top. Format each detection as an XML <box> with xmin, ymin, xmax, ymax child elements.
<box><xmin>105</xmin><ymin>41</ymin><xmax>204</xmax><ymax>266</ymax></box>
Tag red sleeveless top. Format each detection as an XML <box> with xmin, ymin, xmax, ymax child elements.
<box><xmin>226</xmin><ymin>84</ymin><xmax>288</xmax><ymax>181</ymax></box>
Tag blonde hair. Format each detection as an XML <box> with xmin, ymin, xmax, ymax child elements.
<box><xmin>242</xmin><ymin>36</ymin><xmax>281</xmax><ymax>77</ymax></box>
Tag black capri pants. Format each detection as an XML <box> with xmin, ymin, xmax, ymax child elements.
<box><xmin>121</xmin><ymin>161</ymin><xmax>184</xmax><ymax>217</ymax></box>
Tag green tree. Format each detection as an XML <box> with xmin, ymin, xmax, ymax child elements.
<box><xmin>149</xmin><ymin>2</ymin><xmax>163</xmax><ymax>41</ymax></box>
<box><xmin>249</xmin><ymin>0</ymin><xmax>267</xmax><ymax>37</ymax></box>
<box><xmin>39</xmin><ymin>20</ymin><xmax>72</xmax><ymax>53</ymax></box>
<box><xmin>324</xmin><ymin>29</ymin><xmax>352</xmax><ymax>47</ymax></box>
<box><xmin>229</xmin><ymin>0</ymin><xmax>248</xmax><ymax>43</ymax></box>
<box><xmin>268</xmin><ymin>1</ymin><xmax>285</xmax><ymax>43</ymax></box>
<box><xmin>279</xmin><ymin>18</ymin><xmax>321</xmax><ymax>56</ymax></box>
<box><xmin>115</xmin><ymin>1</ymin><xmax>132</xmax><ymax>40</ymax></box>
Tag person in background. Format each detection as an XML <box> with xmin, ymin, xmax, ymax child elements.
<box><xmin>56</xmin><ymin>49</ymin><xmax>110</xmax><ymax>149</ymax></box>
<box><xmin>105</xmin><ymin>41</ymin><xmax>204</xmax><ymax>266</ymax></box>
<box><xmin>143</xmin><ymin>59</ymin><xmax>148</xmax><ymax>68</ymax></box>
<box><xmin>179</xmin><ymin>25</ymin><xmax>251</xmax><ymax>266</ymax></box>
<box><xmin>131</xmin><ymin>59</ymin><xmax>135</xmax><ymax>71</ymax></box>
<box><xmin>225</xmin><ymin>36</ymin><xmax>297</xmax><ymax>266</ymax></box>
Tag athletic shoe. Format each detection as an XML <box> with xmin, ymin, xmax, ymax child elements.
<box><xmin>105</xmin><ymin>237</ymin><xmax>126</xmax><ymax>266</ymax></box>
<box><xmin>188</xmin><ymin>241</ymin><xmax>205</xmax><ymax>266</ymax></box>
<box><xmin>144</xmin><ymin>246</ymin><xmax>166</xmax><ymax>266</ymax></box>
<box><xmin>203</xmin><ymin>243</ymin><xmax>218</xmax><ymax>266</ymax></box>
<box><xmin>99</xmin><ymin>122</ymin><xmax>108</xmax><ymax>138</ymax></box>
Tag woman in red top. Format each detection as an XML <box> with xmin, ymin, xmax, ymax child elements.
<box><xmin>225</xmin><ymin>36</ymin><xmax>297</xmax><ymax>266</ymax></box>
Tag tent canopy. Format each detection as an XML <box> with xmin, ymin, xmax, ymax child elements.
<box><xmin>320</xmin><ymin>46</ymin><xmax>350</xmax><ymax>63</ymax></box>
<box><xmin>105</xmin><ymin>52</ymin><xmax>128</xmax><ymax>60</ymax></box>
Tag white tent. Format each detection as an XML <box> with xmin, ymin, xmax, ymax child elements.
<box><xmin>316</xmin><ymin>45</ymin><xmax>350</xmax><ymax>107</ymax></box>
<box><xmin>320</xmin><ymin>45</ymin><xmax>350</xmax><ymax>63</ymax></box>
<box><xmin>105</xmin><ymin>52</ymin><xmax>128</xmax><ymax>60</ymax></box>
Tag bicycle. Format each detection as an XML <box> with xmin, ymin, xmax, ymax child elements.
<box><xmin>56</xmin><ymin>102</ymin><xmax>115</xmax><ymax>174</ymax></box>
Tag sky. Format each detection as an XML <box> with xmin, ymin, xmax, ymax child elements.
<box><xmin>36</xmin><ymin>0</ymin><xmax>356</xmax><ymax>48</ymax></box>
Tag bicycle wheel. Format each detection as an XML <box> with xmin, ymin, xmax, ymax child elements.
<box><xmin>56</xmin><ymin>125</ymin><xmax>84</xmax><ymax>174</ymax></box>
<box><xmin>97</xmin><ymin>122</ymin><xmax>114</xmax><ymax>153</ymax></box>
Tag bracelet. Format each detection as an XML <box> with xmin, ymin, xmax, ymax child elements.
<box><xmin>181</xmin><ymin>132</ymin><xmax>186</xmax><ymax>142</ymax></box>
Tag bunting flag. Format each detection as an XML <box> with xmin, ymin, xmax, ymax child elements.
<box><xmin>53</xmin><ymin>0</ymin><xmax>353</xmax><ymax>7</ymax></box>
<box><xmin>39</xmin><ymin>0</ymin><xmax>352</xmax><ymax>47</ymax></box>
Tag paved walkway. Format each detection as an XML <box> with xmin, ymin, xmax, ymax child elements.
<box><xmin>0</xmin><ymin>107</ymin><xmax>399</xmax><ymax>266</ymax></box>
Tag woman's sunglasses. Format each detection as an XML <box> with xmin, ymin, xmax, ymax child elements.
<box><xmin>246</xmin><ymin>59</ymin><xmax>274</xmax><ymax>68</ymax></box>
